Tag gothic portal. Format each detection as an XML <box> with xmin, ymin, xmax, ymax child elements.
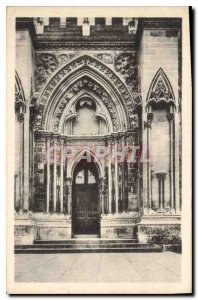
<box><xmin>14</xmin><ymin>17</ymin><xmax>182</xmax><ymax>245</ymax></box>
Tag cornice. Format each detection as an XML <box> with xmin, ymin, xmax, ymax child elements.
<box><xmin>35</xmin><ymin>41</ymin><xmax>135</xmax><ymax>51</ymax></box>
<box><xmin>138</xmin><ymin>18</ymin><xmax>182</xmax><ymax>29</ymax></box>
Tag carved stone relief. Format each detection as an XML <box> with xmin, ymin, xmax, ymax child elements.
<box><xmin>58</xmin><ymin>53</ymin><xmax>76</xmax><ymax>64</ymax></box>
<box><xmin>114</xmin><ymin>52</ymin><xmax>141</xmax><ymax>105</ymax></box>
<box><xmin>130</xmin><ymin>114</ymin><xmax>139</xmax><ymax>130</ymax></box>
<box><xmin>34</xmin><ymin>136</ymin><xmax>47</xmax><ymax>164</ymax></box>
<box><xmin>95</xmin><ymin>53</ymin><xmax>114</xmax><ymax>64</ymax></box>
<box><xmin>35</xmin><ymin>53</ymin><xmax>58</xmax><ymax>92</ymax></box>
<box><xmin>114</xmin><ymin>53</ymin><xmax>137</xmax><ymax>85</ymax></box>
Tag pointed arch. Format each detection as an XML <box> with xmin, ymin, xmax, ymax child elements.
<box><xmin>34</xmin><ymin>55</ymin><xmax>134</xmax><ymax>132</ymax></box>
<box><xmin>67</xmin><ymin>146</ymin><xmax>104</xmax><ymax>179</ymax></box>
<box><xmin>59</xmin><ymin>90</ymin><xmax>113</xmax><ymax>134</ymax></box>
<box><xmin>48</xmin><ymin>75</ymin><xmax>117</xmax><ymax>133</ymax></box>
<box><xmin>146</xmin><ymin>68</ymin><xmax>175</xmax><ymax>106</ymax></box>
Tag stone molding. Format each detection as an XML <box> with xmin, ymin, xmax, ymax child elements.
<box><xmin>34</xmin><ymin>55</ymin><xmax>137</xmax><ymax>131</ymax></box>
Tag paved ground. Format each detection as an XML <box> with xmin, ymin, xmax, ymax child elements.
<box><xmin>15</xmin><ymin>252</ymin><xmax>181</xmax><ymax>282</ymax></box>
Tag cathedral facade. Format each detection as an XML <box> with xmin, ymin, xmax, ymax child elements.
<box><xmin>14</xmin><ymin>17</ymin><xmax>182</xmax><ymax>246</ymax></box>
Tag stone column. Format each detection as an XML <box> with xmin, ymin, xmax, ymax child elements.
<box><xmin>46</xmin><ymin>136</ymin><xmax>50</xmax><ymax>213</ymax></box>
<box><xmin>16</xmin><ymin>111</ymin><xmax>24</xmax><ymax>210</ymax></box>
<box><xmin>155</xmin><ymin>172</ymin><xmax>167</xmax><ymax>211</ymax></box>
<box><xmin>53</xmin><ymin>137</ymin><xmax>57</xmax><ymax>212</ymax></box>
<box><xmin>23</xmin><ymin>106</ymin><xmax>30</xmax><ymax>211</ymax></box>
<box><xmin>174</xmin><ymin>112</ymin><xmax>181</xmax><ymax>213</ymax></box>
<box><xmin>101</xmin><ymin>177</ymin><xmax>105</xmax><ymax>214</ymax></box>
<box><xmin>121</xmin><ymin>135</ymin><xmax>126</xmax><ymax>212</ymax></box>
<box><xmin>60</xmin><ymin>138</ymin><xmax>64</xmax><ymax>213</ymax></box>
<box><xmin>167</xmin><ymin>112</ymin><xmax>175</xmax><ymax>212</ymax></box>
<box><xmin>114</xmin><ymin>137</ymin><xmax>119</xmax><ymax>213</ymax></box>
<box><xmin>108</xmin><ymin>138</ymin><xmax>112</xmax><ymax>213</ymax></box>
<box><xmin>66</xmin><ymin>177</ymin><xmax>72</xmax><ymax>214</ymax></box>
<box><xmin>144</xmin><ymin>112</ymin><xmax>153</xmax><ymax>212</ymax></box>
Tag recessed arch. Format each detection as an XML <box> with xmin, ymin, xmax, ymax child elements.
<box><xmin>43</xmin><ymin>70</ymin><xmax>127</xmax><ymax>132</ymax></box>
<box><xmin>34</xmin><ymin>55</ymin><xmax>134</xmax><ymax>132</ymax></box>
<box><xmin>51</xmin><ymin>77</ymin><xmax>116</xmax><ymax>133</ymax></box>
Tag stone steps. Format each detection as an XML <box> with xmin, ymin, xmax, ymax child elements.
<box><xmin>15</xmin><ymin>239</ymin><xmax>162</xmax><ymax>254</ymax></box>
<box><xmin>34</xmin><ymin>238</ymin><xmax>139</xmax><ymax>245</ymax></box>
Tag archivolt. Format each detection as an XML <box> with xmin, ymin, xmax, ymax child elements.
<box><xmin>46</xmin><ymin>75</ymin><xmax>120</xmax><ymax>132</ymax></box>
<box><xmin>35</xmin><ymin>55</ymin><xmax>135</xmax><ymax>132</ymax></box>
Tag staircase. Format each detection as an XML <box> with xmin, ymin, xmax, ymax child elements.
<box><xmin>15</xmin><ymin>239</ymin><xmax>162</xmax><ymax>254</ymax></box>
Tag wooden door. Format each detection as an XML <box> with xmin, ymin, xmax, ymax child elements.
<box><xmin>72</xmin><ymin>162</ymin><xmax>100</xmax><ymax>235</ymax></box>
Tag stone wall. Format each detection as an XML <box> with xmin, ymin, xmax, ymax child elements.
<box><xmin>138</xmin><ymin>29</ymin><xmax>179</xmax><ymax>102</ymax></box>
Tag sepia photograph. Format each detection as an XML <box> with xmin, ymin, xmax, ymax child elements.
<box><xmin>6</xmin><ymin>6</ymin><xmax>192</xmax><ymax>294</ymax></box>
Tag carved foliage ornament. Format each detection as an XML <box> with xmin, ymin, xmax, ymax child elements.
<box><xmin>95</xmin><ymin>53</ymin><xmax>114</xmax><ymax>64</ymax></box>
<box><xmin>147</xmin><ymin>68</ymin><xmax>175</xmax><ymax>104</ymax></box>
<box><xmin>114</xmin><ymin>53</ymin><xmax>137</xmax><ymax>85</ymax></box>
<box><xmin>35</xmin><ymin>53</ymin><xmax>58</xmax><ymax>92</ymax></box>
<box><xmin>114</xmin><ymin>53</ymin><xmax>141</xmax><ymax>105</ymax></box>
<box><xmin>32</xmin><ymin>104</ymin><xmax>45</xmax><ymax>130</ymax></box>
<box><xmin>58</xmin><ymin>54</ymin><xmax>75</xmax><ymax>64</ymax></box>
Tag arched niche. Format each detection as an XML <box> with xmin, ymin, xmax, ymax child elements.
<box><xmin>146</xmin><ymin>68</ymin><xmax>176</xmax><ymax>108</ymax></box>
<box><xmin>145</xmin><ymin>68</ymin><xmax>176</xmax><ymax>213</ymax></box>
<box><xmin>63</xmin><ymin>96</ymin><xmax>108</xmax><ymax>136</ymax></box>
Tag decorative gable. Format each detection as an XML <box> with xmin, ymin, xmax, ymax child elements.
<box><xmin>147</xmin><ymin>68</ymin><xmax>175</xmax><ymax>104</ymax></box>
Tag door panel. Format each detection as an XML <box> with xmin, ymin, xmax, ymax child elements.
<box><xmin>73</xmin><ymin>183</ymin><xmax>99</xmax><ymax>235</ymax></box>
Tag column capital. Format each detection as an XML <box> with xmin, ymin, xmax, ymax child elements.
<box><xmin>53</xmin><ymin>134</ymin><xmax>59</xmax><ymax>142</ymax></box>
<box><xmin>144</xmin><ymin>113</ymin><xmax>153</xmax><ymax>129</ymax></box>
<box><xmin>105</xmin><ymin>135</ymin><xmax>113</xmax><ymax>145</ymax></box>
<box><xmin>46</xmin><ymin>135</ymin><xmax>51</xmax><ymax>143</ymax></box>
<box><xmin>66</xmin><ymin>177</ymin><xmax>73</xmax><ymax>184</ymax></box>
<box><xmin>45</xmin><ymin>132</ymin><xmax>54</xmax><ymax>142</ymax></box>
<box><xmin>167</xmin><ymin>112</ymin><xmax>175</xmax><ymax>122</ymax></box>
<box><xmin>155</xmin><ymin>171</ymin><xmax>167</xmax><ymax>179</ymax></box>
<box><xmin>17</xmin><ymin>113</ymin><xmax>25</xmax><ymax>123</ymax></box>
<box><xmin>111</xmin><ymin>135</ymin><xmax>118</xmax><ymax>144</ymax></box>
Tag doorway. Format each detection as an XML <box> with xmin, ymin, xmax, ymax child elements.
<box><xmin>72</xmin><ymin>159</ymin><xmax>100</xmax><ymax>237</ymax></box>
